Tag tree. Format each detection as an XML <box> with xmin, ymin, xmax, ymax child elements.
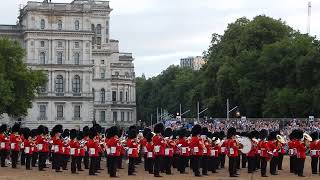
<box><xmin>0</xmin><ymin>38</ymin><xmax>47</xmax><ymax>117</ymax></box>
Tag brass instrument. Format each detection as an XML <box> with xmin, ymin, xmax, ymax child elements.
<box><xmin>276</xmin><ymin>135</ymin><xmax>286</xmax><ymax>144</ymax></box>
<box><xmin>303</xmin><ymin>133</ymin><xmax>312</xmax><ymax>142</ymax></box>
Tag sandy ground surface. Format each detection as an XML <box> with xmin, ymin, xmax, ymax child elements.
<box><xmin>0</xmin><ymin>156</ymin><xmax>319</xmax><ymax>180</ymax></box>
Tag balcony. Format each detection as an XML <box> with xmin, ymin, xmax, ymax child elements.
<box><xmin>37</xmin><ymin>116</ymin><xmax>48</xmax><ymax>121</ymax></box>
<box><xmin>37</xmin><ymin>91</ymin><xmax>93</xmax><ymax>98</ymax></box>
<box><xmin>55</xmin><ymin>117</ymin><xmax>65</xmax><ymax>121</ymax></box>
<box><xmin>94</xmin><ymin>100</ymin><xmax>135</xmax><ymax>106</ymax></box>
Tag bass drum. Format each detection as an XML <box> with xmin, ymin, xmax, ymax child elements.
<box><xmin>237</xmin><ymin>137</ymin><xmax>252</xmax><ymax>154</ymax></box>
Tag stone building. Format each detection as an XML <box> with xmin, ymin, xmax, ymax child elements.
<box><xmin>180</xmin><ymin>56</ymin><xmax>205</xmax><ymax>71</ymax></box>
<box><xmin>0</xmin><ymin>0</ymin><xmax>136</xmax><ymax>129</ymax></box>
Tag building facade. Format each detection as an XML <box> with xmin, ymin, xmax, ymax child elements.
<box><xmin>0</xmin><ymin>0</ymin><xmax>136</xmax><ymax>129</ymax></box>
<box><xmin>180</xmin><ymin>56</ymin><xmax>205</xmax><ymax>70</ymax></box>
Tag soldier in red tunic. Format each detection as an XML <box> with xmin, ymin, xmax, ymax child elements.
<box><xmin>219</xmin><ymin>131</ymin><xmax>227</xmax><ymax>168</ymax></box>
<box><xmin>200</xmin><ymin>127</ymin><xmax>209</xmax><ymax>176</ymax></box>
<box><xmin>152</xmin><ymin>123</ymin><xmax>165</xmax><ymax>177</ymax></box>
<box><xmin>145</xmin><ymin>131</ymin><xmax>154</xmax><ymax>174</ymax></box>
<box><xmin>163</xmin><ymin>127</ymin><xmax>175</xmax><ymax>175</ymax></box>
<box><xmin>288</xmin><ymin>129</ymin><xmax>297</xmax><ymax>173</ymax></box>
<box><xmin>127</xmin><ymin>127</ymin><xmax>139</xmax><ymax>176</ymax></box>
<box><xmin>10</xmin><ymin>123</ymin><xmax>22</xmax><ymax>169</ymax></box>
<box><xmin>106</xmin><ymin>126</ymin><xmax>120</xmax><ymax>177</ymax></box>
<box><xmin>0</xmin><ymin>124</ymin><xmax>9</xmax><ymax>167</ymax></box>
<box><xmin>189</xmin><ymin>124</ymin><xmax>203</xmax><ymax>177</ymax></box>
<box><xmin>258</xmin><ymin>129</ymin><xmax>270</xmax><ymax>177</ymax></box>
<box><xmin>310</xmin><ymin>131</ymin><xmax>319</xmax><ymax>174</ymax></box>
<box><xmin>87</xmin><ymin>127</ymin><xmax>99</xmax><ymax>176</ymax></box>
<box><xmin>176</xmin><ymin>128</ymin><xmax>189</xmax><ymax>174</ymax></box>
<box><xmin>247</xmin><ymin>130</ymin><xmax>259</xmax><ymax>173</ymax></box>
<box><xmin>61</xmin><ymin>129</ymin><xmax>70</xmax><ymax>170</ymax></box>
<box><xmin>268</xmin><ymin>131</ymin><xmax>279</xmax><ymax>175</ymax></box>
<box><xmin>69</xmin><ymin>129</ymin><xmax>79</xmax><ymax>174</ymax></box>
<box><xmin>22</xmin><ymin>128</ymin><xmax>32</xmax><ymax>170</ymax></box>
<box><xmin>76</xmin><ymin>131</ymin><xmax>85</xmax><ymax>172</ymax></box>
<box><xmin>35</xmin><ymin>125</ymin><xmax>49</xmax><ymax>171</ymax></box>
<box><xmin>51</xmin><ymin>125</ymin><xmax>63</xmax><ymax>172</ymax></box>
<box><xmin>227</xmin><ymin>127</ymin><xmax>239</xmax><ymax>177</ymax></box>
<box><xmin>142</xmin><ymin>128</ymin><xmax>150</xmax><ymax>171</ymax></box>
<box><xmin>82</xmin><ymin>126</ymin><xmax>90</xmax><ymax>169</ymax></box>
<box><xmin>295</xmin><ymin>129</ymin><xmax>306</xmax><ymax>177</ymax></box>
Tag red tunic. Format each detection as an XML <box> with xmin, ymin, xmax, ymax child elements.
<box><xmin>23</xmin><ymin>139</ymin><xmax>33</xmax><ymax>155</ymax></box>
<box><xmin>221</xmin><ymin>140</ymin><xmax>228</xmax><ymax>155</ymax></box>
<box><xmin>0</xmin><ymin>133</ymin><xmax>10</xmax><ymax>150</ymax></box>
<box><xmin>296</xmin><ymin>141</ymin><xmax>306</xmax><ymax>159</ymax></box>
<box><xmin>268</xmin><ymin>141</ymin><xmax>278</xmax><ymax>157</ymax></box>
<box><xmin>87</xmin><ymin>139</ymin><xmax>99</xmax><ymax>157</ymax></box>
<box><xmin>52</xmin><ymin>136</ymin><xmax>63</xmax><ymax>154</ymax></box>
<box><xmin>189</xmin><ymin>136</ymin><xmax>203</xmax><ymax>156</ymax></box>
<box><xmin>152</xmin><ymin>135</ymin><xmax>165</xmax><ymax>156</ymax></box>
<box><xmin>176</xmin><ymin>138</ymin><xmax>189</xmax><ymax>156</ymax></box>
<box><xmin>35</xmin><ymin>135</ymin><xmax>49</xmax><ymax>153</ymax></box>
<box><xmin>227</xmin><ymin>139</ymin><xmax>239</xmax><ymax>157</ymax></box>
<box><xmin>258</xmin><ymin>140</ymin><xmax>270</xmax><ymax>158</ymax></box>
<box><xmin>203</xmin><ymin>139</ymin><xmax>211</xmax><ymax>156</ymax></box>
<box><xmin>127</xmin><ymin>139</ymin><xmax>139</xmax><ymax>158</ymax></box>
<box><xmin>69</xmin><ymin>140</ymin><xmax>80</xmax><ymax>156</ymax></box>
<box><xmin>146</xmin><ymin>142</ymin><xmax>154</xmax><ymax>158</ymax></box>
<box><xmin>310</xmin><ymin>141</ymin><xmax>319</xmax><ymax>157</ymax></box>
<box><xmin>10</xmin><ymin>134</ymin><xmax>22</xmax><ymax>151</ymax></box>
<box><xmin>107</xmin><ymin>137</ymin><xmax>121</xmax><ymax>156</ymax></box>
<box><xmin>164</xmin><ymin>139</ymin><xmax>175</xmax><ymax>157</ymax></box>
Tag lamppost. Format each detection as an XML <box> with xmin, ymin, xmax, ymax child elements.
<box><xmin>197</xmin><ymin>101</ymin><xmax>208</xmax><ymax>122</ymax></box>
<box><xmin>226</xmin><ymin>98</ymin><xmax>238</xmax><ymax>121</ymax></box>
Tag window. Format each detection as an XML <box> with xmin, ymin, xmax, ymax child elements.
<box><xmin>39</xmin><ymin>105</ymin><xmax>46</xmax><ymax>119</ymax></box>
<box><xmin>97</xmin><ymin>37</ymin><xmax>101</xmax><ymax>49</ymax></box>
<box><xmin>38</xmin><ymin>84</ymin><xmax>47</xmax><ymax>94</ymax></box>
<box><xmin>96</xmin><ymin>24</ymin><xmax>101</xmax><ymax>34</ymax></box>
<box><xmin>106</xmin><ymin>21</ymin><xmax>109</xmax><ymax>34</ymax></box>
<box><xmin>74</xmin><ymin>52</ymin><xmax>80</xmax><ymax>65</ymax></box>
<box><xmin>100</xmin><ymin>111</ymin><xmax>105</xmax><ymax>122</ymax></box>
<box><xmin>40</xmin><ymin>41</ymin><xmax>45</xmax><ymax>47</ymax></box>
<box><xmin>127</xmin><ymin>112</ymin><xmax>130</xmax><ymax>121</ymax></box>
<box><xmin>74</xmin><ymin>105</ymin><xmax>80</xmax><ymax>118</ymax></box>
<box><xmin>57</xmin><ymin>105</ymin><xmax>64</xmax><ymax>118</ymax></box>
<box><xmin>91</xmin><ymin>24</ymin><xmax>95</xmax><ymax>32</ymax></box>
<box><xmin>40</xmin><ymin>19</ymin><xmax>45</xmax><ymax>29</ymax></box>
<box><xmin>112</xmin><ymin>91</ymin><xmax>116</xmax><ymax>102</ymax></box>
<box><xmin>92</xmin><ymin>37</ymin><xmax>95</xmax><ymax>45</ymax></box>
<box><xmin>120</xmin><ymin>91</ymin><xmax>123</xmax><ymax>102</ymax></box>
<box><xmin>75</xmin><ymin>42</ymin><xmax>79</xmax><ymax>48</ymax></box>
<box><xmin>75</xmin><ymin>20</ymin><xmax>79</xmax><ymax>30</ymax></box>
<box><xmin>31</xmin><ymin>41</ymin><xmax>34</xmax><ymax>46</ymax></box>
<box><xmin>101</xmin><ymin>60</ymin><xmax>104</xmax><ymax>64</ymax></box>
<box><xmin>55</xmin><ymin>75</ymin><xmax>64</xmax><ymax>95</ymax></box>
<box><xmin>113</xmin><ymin>111</ymin><xmax>117</xmax><ymax>122</ymax></box>
<box><xmin>100</xmin><ymin>70</ymin><xmax>105</xmax><ymax>79</ymax></box>
<box><xmin>58</xmin><ymin>20</ymin><xmax>62</xmax><ymax>30</ymax></box>
<box><xmin>40</xmin><ymin>52</ymin><xmax>45</xmax><ymax>64</ymax></box>
<box><xmin>121</xmin><ymin>112</ymin><xmax>124</xmax><ymax>122</ymax></box>
<box><xmin>72</xmin><ymin>75</ymin><xmax>81</xmax><ymax>95</ymax></box>
<box><xmin>58</xmin><ymin>41</ymin><xmax>63</xmax><ymax>48</ymax></box>
<box><xmin>125</xmin><ymin>91</ymin><xmax>128</xmax><ymax>102</ymax></box>
<box><xmin>100</xmin><ymin>88</ymin><xmax>105</xmax><ymax>103</ymax></box>
<box><xmin>125</xmin><ymin>72</ymin><xmax>129</xmax><ymax>77</ymax></box>
<box><xmin>57</xmin><ymin>52</ymin><xmax>63</xmax><ymax>64</ymax></box>
<box><xmin>115</xmin><ymin>72</ymin><xmax>119</xmax><ymax>76</ymax></box>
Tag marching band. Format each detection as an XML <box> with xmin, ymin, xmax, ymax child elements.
<box><xmin>0</xmin><ymin>122</ymin><xmax>319</xmax><ymax>178</ymax></box>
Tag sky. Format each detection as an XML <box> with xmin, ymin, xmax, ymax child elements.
<box><xmin>1</xmin><ymin>0</ymin><xmax>320</xmax><ymax>77</ymax></box>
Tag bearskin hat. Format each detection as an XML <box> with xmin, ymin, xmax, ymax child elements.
<box><xmin>52</xmin><ymin>124</ymin><xmax>63</xmax><ymax>134</ymax></box>
<box><xmin>201</xmin><ymin>127</ymin><xmax>209</xmax><ymax>136</ymax></box>
<box><xmin>178</xmin><ymin>128</ymin><xmax>187</xmax><ymax>138</ymax></box>
<box><xmin>44</xmin><ymin>126</ymin><xmax>49</xmax><ymax>135</ymax></box>
<box><xmin>289</xmin><ymin>129</ymin><xmax>298</xmax><ymax>140</ymax></box>
<box><xmin>191</xmin><ymin>124</ymin><xmax>202</xmax><ymax>136</ymax></box>
<box><xmin>143</xmin><ymin>128</ymin><xmax>151</xmax><ymax>137</ymax></box>
<box><xmin>107</xmin><ymin>126</ymin><xmax>119</xmax><ymax>138</ymax></box>
<box><xmin>31</xmin><ymin>129</ymin><xmax>38</xmax><ymax>138</ymax></box>
<box><xmin>37</xmin><ymin>125</ymin><xmax>46</xmax><ymax>135</ymax></box>
<box><xmin>260</xmin><ymin>129</ymin><xmax>268</xmax><ymax>140</ymax></box>
<box><xmin>219</xmin><ymin>131</ymin><xmax>225</xmax><ymax>139</ymax></box>
<box><xmin>172</xmin><ymin>130</ymin><xmax>178</xmax><ymax>139</ymax></box>
<box><xmin>89</xmin><ymin>127</ymin><xmax>97</xmax><ymax>139</ymax></box>
<box><xmin>70</xmin><ymin>129</ymin><xmax>77</xmax><ymax>139</ymax></box>
<box><xmin>11</xmin><ymin>123</ymin><xmax>21</xmax><ymax>133</ymax></box>
<box><xmin>128</xmin><ymin>128</ymin><xmax>138</xmax><ymax>139</ymax></box>
<box><xmin>240</xmin><ymin>132</ymin><xmax>248</xmax><ymax>137</ymax></box>
<box><xmin>23</xmin><ymin>128</ymin><xmax>31</xmax><ymax>139</ymax></box>
<box><xmin>145</xmin><ymin>131</ymin><xmax>153</xmax><ymax>142</ymax></box>
<box><xmin>83</xmin><ymin>126</ymin><xmax>89</xmax><ymax>137</ymax></box>
<box><xmin>227</xmin><ymin>127</ymin><xmax>236</xmax><ymax>139</ymax></box>
<box><xmin>93</xmin><ymin>124</ymin><xmax>102</xmax><ymax>134</ymax></box>
<box><xmin>0</xmin><ymin>124</ymin><xmax>7</xmax><ymax>133</ymax></box>
<box><xmin>268</xmin><ymin>131</ymin><xmax>277</xmax><ymax>141</ymax></box>
<box><xmin>154</xmin><ymin>123</ymin><xmax>164</xmax><ymax>134</ymax></box>
<box><xmin>77</xmin><ymin>131</ymin><xmax>84</xmax><ymax>140</ymax></box>
<box><xmin>296</xmin><ymin>129</ymin><xmax>304</xmax><ymax>140</ymax></box>
<box><xmin>251</xmin><ymin>130</ymin><xmax>259</xmax><ymax>139</ymax></box>
<box><xmin>129</xmin><ymin>125</ymin><xmax>137</xmax><ymax>132</ymax></box>
<box><xmin>62</xmin><ymin>129</ymin><xmax>70</xmax><ymax>138</ymax></box>
<box><xmin>164</xmin><ymin>128</ymin><xmax>173</xmax><ymax>137</ymax></box>
<box><xmin>310</xmin><ymin>131</ymin><xmax>319</xmax><ymax>141</ymax></box>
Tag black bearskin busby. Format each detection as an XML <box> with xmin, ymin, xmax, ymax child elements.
<box><xmin>128</xmin><ymin>128</ymin><xmax>138</xmax><ymax>139</ymax></box>
<box><xmin>201</xmin><ymin>127</ymin><xmax>209</xmax><ymax>137</ymax></box>
<box><xmin>83</xmin><ymin>126</ymin><xmax>89</xmax><ymax>137</ymax></box>
<box><xmin>219</xmin><ymin>131</ymin><xmax>225</xmax><ymax>140</ymax></box>
<box><xmin>178</xmin><ymin>128</ymin><xmax>187</xmax><ymax>138</ymax></box>
<box><xmin>11</xmin><ymin>123</ymin><xmax>21</xmax><ymax>133</ymax></box>
<box><xmin>268</xmin><ymin>131</ymin><xmax>277</xmax><ymax>141</ymax></box>
<box><xmin>70</xmin><ymin>129</ymin><xmax>77</xmax><ymax>140</ymax></box>
<box><xmin>227</xmin><ymin>127</ymin><xmax>236</xmax><ymax>139</ymax></box>
<box><xmin>191</xmin><ymin>124</ymin><xmax>202</xmax><ymax>136</ymax></box>
<box><xmin>0</xmin><ymin>124</ymin><xmax>7</xmax><ymax>133</ymax></box>
<box><xmin>108</xmin><ymin>126</ymin><xmax>119</xmax><ymax>138</ymax></box>
<box><xmin>154</xmin><ymin>123</ymin><xmax>164</xmax><ymax>134</ymax></box>
<box><xmin>77</xmin><ymin>131</ymin><xmax>84</xmax><ymax>141</ymax></box>
<box><xmin>296</xmin><ymin>129</ymin><xmax>304</xmax><ymax>140</ymax></box>
<box><xmin>52</xmin><ymin>124</ymin><xmax>63</xmax><ymax>135</ymax></box>
<box><xmin>260</xmin><ymin>129</ymin><xmax>268</xmax><ymax>140</ymax></box>
<box><xmin>164</xmin><ymin>128</ymin><xmax>173</xmax><ymax>137</ymax></box>
<box><xmin>31</xmin><ymin>129</ymin><xmax>38</xmax><ymax>138</ymax></box>
<box><xmin>22</xmin><ymin>128</ymin><xmax>31</xmax><ymax>139</ymax></box>
<box><xmin>310</xmin><ymin>131</ymin><xmax>319</xmax><ymax>141</ymax></box>
<box><xmin>143</xmin><ymin>128</ymin><xmax>151</xmax><ymax>138</ymax></box>
<box><xmin>89</xmin><ymin>127</ymin><xmax>97</xmax><ymax>139</ymax></box>
<box><xmin>37</xmin><ymin>125</ymin><xmax>46</xmax><ymax>135</ymax></box>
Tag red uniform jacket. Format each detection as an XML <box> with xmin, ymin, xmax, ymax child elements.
<box><xmin>176</xmin><ymin>138</ymin><xmax>189</xmax><ymax>156</ymax></box>
<box><xmin>267</xmin><ymin>141</ymin><xmax>278</xmax><ymax>157</ymax></box>
<box><xmin>87</xmin><ymin>139</ymin><xmax>99</xmax><ymax>157</ymax></box>
<box><xmin>140</xmin><ymin>138</ymin><xmax>147</xmax><ymax>154</ymax></box>
<box><xmin>23</xmin><ymin>139</ymin><xmax>33</xmax><ymax>155</ymax></box>
<box><xmin>296</xmin><ymin>141</ymin><xmax>306</xmax><ymax>159</ymax></box>
<box><xmin>35</xmin><ymin>135</ymin><xmax>49</xmax><ymax>153</ymax></box>
<box><xmin>189</xmin><ymin>136</ymin><xmax>203</xmax><ymax>156</ymax></box>
<box><xmin>107</xmin><ymin>137</ymin><xmax>121</xmax><ymax>156</ymax></box>
<box><xmin>10</xmin><ymin>134</ymin><xmax>22</xmax><ymax>152</ymax></box>
<box><xmin>0</xmin><ymin>133</ymin><xmax>10</xmax><ymax>150</ymax></box>
<box><xmin>127</xmin><ymin>139</ymin><xmax>139</xmax><ymax>158</ymax></box>
<box><xmin>152</xmin><ymin>135</ymin><xmax>165</xmax><ymax>156</ymax></box>
<box><xmin>146</xmin><ymin>142</ymin><xmax>154</xmax><ymax>158</ymax></box>
<box><xmin>164</xmin><ymin>139</ymin><xmax>175</xmax><ymax>157</ymax></box>
<box><xmin>52</xmin><ymin>136</ymin><xmax>63</xmax><ymax>154</ymax></box>
<box><xmin>227</xmin><ymin>139</ymin><xmax>239</xmax><ymax>157</ymax></box>
<box><xmin>221</xmin><ymin>140</ymin><xmax>228</xmax><ymax>155</ymax></box>
<box><xmin>203</xmin><ymin>139</ymin><xmax>211</xmax><ymax>156</ymax></box>
<box><xmin>69</xmin><ymin>139</ymin><xmax>80</xmax><ymax>156</ymax></box>
<box><xmin>258</xmin><ymin>140</ymin><xmax>270</xmax><ymax>158</ymax></box>
<box><xmin>310</xmin><ymin>141</ymin><xmax>319</xmax><ymax>157</ymax></box>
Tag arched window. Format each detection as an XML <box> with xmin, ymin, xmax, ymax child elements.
<box><xmin>40</xmin><ymin>52</ymin><xmax>45</xmax><ymax>64</ymax></box>
<box><xmin>40</xmin><ymin>19</ymin><xmax>45</xmax><ymax>29</ymax></box>
<box><xmin>91</xmin><ymin>24</ymin><xmax>95</xmax><ymax>32</ymax></box>
<box><xmin>96</xmin><ymin>24</ymin><xmax>101</xmax><ymax>34</ymax></box>
<box><xmin>57</xmin><ymin>52</ymin><xmax>63</xmax><ymax>64</ymax></box>
<box><xmin>55</xmin><ymin>75</ymin><xmax>64</xmax><ymax>95</ymax></box>
<box><xmin>100</xmin><ymin>88</ymin><xmax>105</xmax><ymax>103</ymax></box>
<box><xmin>74</xmin><ymin>52</ymin><xmax>80</xmax><ymax>65</ymax></box>
<box><xmin>58</xmin><ymin>20</ymin><xmax>62</xmax><ymax>30</ymax></box>
<box><xmin>72</xmin><ymin>75</ymin><xmax>81</xmax><ymax>95</ymax></box>
<box><xmin>75</xmin><ymin>20</ymin><xmax>80</xmax><ymax>30</ymax></box>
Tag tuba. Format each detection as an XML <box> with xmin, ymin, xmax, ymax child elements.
<box><xmin>303</xmin><ymin>133</ymin><xmax>312</xmax><ymax>142</ymax></box>
<box><xmin>276</xmin><ymin>135</ymin><xmax>286</xmax><ymax>144</ymax></box>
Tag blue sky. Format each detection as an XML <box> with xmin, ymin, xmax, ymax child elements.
<box><xmin>1</xmin><ymin>0</ymin><xmax>319</xmax><ymax>77</ymax></box>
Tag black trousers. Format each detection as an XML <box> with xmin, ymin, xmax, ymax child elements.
<box><xmin>242</xmin><ymin>154</ymin><xmax>247</xmax><ymax>168</ymax></box>
<box><xmin>154</xmin><ymin>156</ymin><xmax>163</xmax><ymax>176</ymax></box>
<box><xmin>260</xmin><ymin>157</ymin><xmax>267</xmax><ymax>176</ymax></box>
<box><xmin>208</xmin><ymin>156</ymin><xmax>217</xmax><ymax>173</ymax></box>
<box><xmin>311</xmin><ymin>157</ymin><xmax>318</xmax><ymax>174</ymax></box>
<box><xmin>270</xmin><ymin>156</ymin><xmax>278</xmax><ymax>174</ymax></box>
<box><xmin>38</xmin><ymin>152</ymin><xmax>47</xmax><ymax>170</ymax></box>
<box><xmin>108</xmin><ymin>156</ymin><xmax>118</xmax><ymax>177</ymax></box>
<box><xmin>32</xmin><ymin>152</ymin><xmax>38</xmax><ymax>167</ymax></box>
<box><xmin>52</xmin><ymin>153</ymin><xmax>62</xmax><ymax>171</ymax></box>
<box><xmin>62</xmin><ymin>154</ymin><xmax>69</xmax><ymax>170</ymax></box>
<box><xmin>21</xmin><ymin>151</ymin><xmax>26</xmax><ymax>165</ymax></box>
<box><xmin>191</xmin><ymin>155</ymin><xmax>200</xmax><ymax>176</ymax></box>
<box><xmin>71</xmin><ymin>156</ymin><xmax>77</xmax><ymax>173</ymax></box>
<box><xmin>11</xmin><ymin>150</ymin><xmax>19</xmax><ymax>168</ymax></box>
<box><xmin>247</xmin><ymin>156</ymin><xmax>255</xmax><ymax>173</ymax></box>
<box><xmin>144</xmin><ymin>154</ymin><xmax>148</xmax><ymax>171</ymax></box>
<box><xmin>296</xmin><ymin>158</ymin><xmax>305</xmax><ymax>176</ymax></box>
<box><xmin>0</xmin><ymin>150</ymin><xmax>7</xmax><ymax>167</ymax></box>
<box><xmin>77</xmin><ymin>156</ymin><xmax>83</xmax><ymax>170</ymax></box>
<box><xmin>117</xmin><ymin>155</ymin><xmax>123</xmax><ymax>169</ymax></box>
<box><xmin>164</xmin><ymin>156</ymin><xmax>173</xmax><ymax>174</ymax></box>
<box><xmin>278</xmin><ymin>153</ymin><xmax>284</xmax><ymax>170</ymax></box>
<box><xmin>201</xmin><ymin>156</ymin><xmax>208</xmax><ymax>175</ymax></box>
<box><xmin>25</xmin><ymin>154</ymin><xmax>31</xmax><ymax>170</ymax></box>
<box><xmin>219</xmin><ymin>154</ymin><xmax>225</xmax><ymax>168</ymax></box>
<box><xmin>177</xmin><ymin>155</ymin><xmax>187</xmax><ymax>173</ymax></box>
<box><xmin>147</xmin><ymin>158</ymin><xmax>154</xmax><ymax>174</ymax></box>
<box><xmin>173</xmin><ymin>154</ymin><xmax>178</xmax><ymax>168</ymax></box>
<box><xmin>84</xmin><ymin>152</ymin><xmax>89</xmax><ymax>169</ymax></box>
<box><xmin>89</xmin><ymin>157</ymin><xmax>97</xmax><ymax>175</ymax></box>
<box><xmin>229</xmin><ymin>156</ymin><xmax>237</xmax><ymax>176</ymax></box>
<box><xmin>289</xmin><ymin>156</ymin><xmax>295</xmax><ymax>173</ymax></box>
<box><xmin>128</xmin><ymin>157</ymin><xmax>136</xmax><ymax>175</ymax></box>
<box><xmin>256</xmin><ymin>155</ymin><xmax>261</xmax><ymax>169</ymax></box>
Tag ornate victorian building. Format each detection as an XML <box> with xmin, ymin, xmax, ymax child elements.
<box><xmin>0</xmin><ymin>0</ymin><xmax>136</xmax><ymax>129</ymax></box>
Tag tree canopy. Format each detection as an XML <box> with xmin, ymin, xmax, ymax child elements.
<box><xmin>0</xmin><ymin>38</ymin><xmax>47</xmax><ymax>117</ymax></box>
<box><xmin>136</xmin><ymin>15</ymin><xmax>320</xmax><ymax>123</ymax></box>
